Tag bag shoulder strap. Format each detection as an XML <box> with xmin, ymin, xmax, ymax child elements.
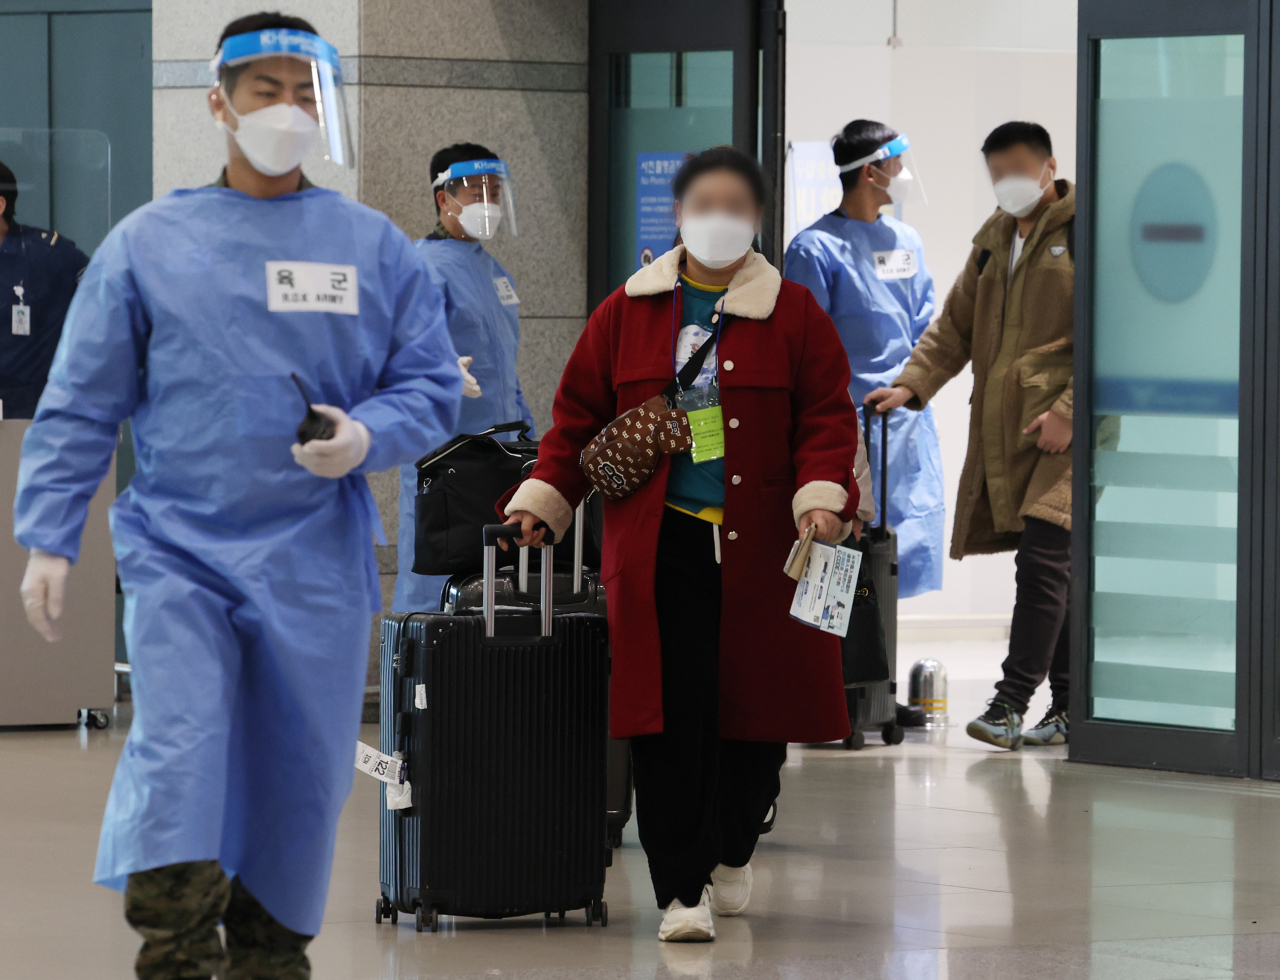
<box><xmin>975</xmin><ymin>248</ymin><xmax>992</xmax><ymax>274</ymax></box>
<box><xmin>661</xmin><ymin>316</ymin><xmax>722</xmax><ymax>403</ymax></box>
<box><xmin>1066</xmin><ymin>216</ymin><xmax>1075</xmax><ymax>262</ymax></box>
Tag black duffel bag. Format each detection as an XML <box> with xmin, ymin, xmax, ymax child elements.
<box><xmin>413</xmin><ymin>421</ymin><xmax>602</xmax><ymax>576</ymax></box>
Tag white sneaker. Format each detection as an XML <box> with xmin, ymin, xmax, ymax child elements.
<box><xmin>658</xmin><ymin>886</ymin><xmax>715</xmax><ymax>942</ymax></box>
<box><xmin>709</xmin><ymin>863</ymin><xmax>752</xmax><ymax>916</ymax></box>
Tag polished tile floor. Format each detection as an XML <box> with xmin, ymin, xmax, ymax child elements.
<box><xmin>6</xmin><ymin>641</ymin><xmax>1280</xmax><ymax>979</ymax></box>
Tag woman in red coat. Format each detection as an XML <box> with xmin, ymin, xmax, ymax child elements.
<box><xmin>503</xmin><ymin>147</ymin><xmax>861</xmax><ymax>942</ymax></box>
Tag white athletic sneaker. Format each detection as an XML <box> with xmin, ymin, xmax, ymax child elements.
<box><xmin>709</xmin><ymin>863</ymin><xmax>752</xmax><ymax>916</ymax></box>
<box><xmin>658</xmin><ymin>886</ymin><xmax>715</xmax><ymax>942</ymax></box>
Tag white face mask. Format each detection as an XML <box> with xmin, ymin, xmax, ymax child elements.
<box><xmin>993</xmin><ymin>163</ymin><xmax>1050</xmax><ymax>218</ymax></box>
<box><xmin>218</xmin><ymin>95</ymin><xmax>319</xmax><ymax>178</ymax></box>
<box><xmin>871</xmin><ymin>165</ymin><xmax>916</xmax><ymax>207</ymax></box>
<box><xmin>679</xmin><ymin>212</ymin><xmax>757</xmax><ymax>269</ymax></box>
<box><xmin>452</xmin><ymin>201</ymin><xmax>503</xmax><ymax>241</ymax></box>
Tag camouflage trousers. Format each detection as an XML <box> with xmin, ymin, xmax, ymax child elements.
<box><xmin>124</xmin><ymin>861</ymin><xmax>312</xmax><ymax>980</ymax></box>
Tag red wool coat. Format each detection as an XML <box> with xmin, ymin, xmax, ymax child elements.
<box><xmin>507</xmin><ymin>246</ymin><xmax>859</xmax><ymax>743</ymax></box>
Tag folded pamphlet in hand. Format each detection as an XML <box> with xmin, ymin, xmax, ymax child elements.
<box><xmin>787</xmin><ymin>538</ymin><xmax>862</xmax><ymax>638</ymax></box>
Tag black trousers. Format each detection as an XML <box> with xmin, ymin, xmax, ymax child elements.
<box><xmin>995</xmin><ymin>516</ymin><xmax>1071</xmax><ymax>716</ymax></box>
<box><xmin>631</xmin><ymin>508</ymin><xmax>787</xmax><ymax>910</ymax></box>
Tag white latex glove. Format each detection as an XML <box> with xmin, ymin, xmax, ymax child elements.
<box><xmin>290</xmin><ymin>404</ymin><xmax>372</xmax><ymax>479</ymax></box>
<box><xmin>20</xmin><ymin>548</ymin><xmax>70</xmax><ymax>643</ymax></box>
<box><xmin>458</xmin><ymin>356</ymin><xmax>483</xmax><ymax>398</ymax></box>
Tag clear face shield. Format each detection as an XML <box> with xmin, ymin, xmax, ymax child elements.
<box><xmin>838</xmin><ymin>133</ymin><xmax>927</xmax><ymax>208</ymax></box>
<box><xmin>432</xmin><ymin>159</ymin><xmax>518</xmax><ymax>240</ymax></box>
<box><xmin>211</xmin><ymin>28</ymin><xmax>353</xmax><ymax>174</ymax></box>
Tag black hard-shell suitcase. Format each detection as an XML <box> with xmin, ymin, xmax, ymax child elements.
<box><xmin>843</xmin><ymin>410</ymin><xmax>902</xmax><ymax>751</ymax></box>
<box><xmin>376</xmin><ymin>528</ymin><xmax>611</xmax><ymax>932</ymax></box>
<box><xmin>442</xmin><ymin>511</ymin><xmax>634</xmax><ymax>850</ymax></box>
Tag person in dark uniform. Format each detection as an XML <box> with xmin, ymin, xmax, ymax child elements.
<box><xmin>0</xmin><ymin>160</ymin><xmax>90</xmax><ymax>419</ymax></box>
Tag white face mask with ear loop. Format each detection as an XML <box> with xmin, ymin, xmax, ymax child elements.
<box><xmin>445</xmin><ymin>195</ymin><xmax>504</xmax><ymax>240</ymax></box>
<box><xmin>993</xmin><ymin>161</ymin><xmax>1052</xmax><ymax>218</ymax></box>
<box><xmin>216</xmin><ymin>89</ymin><xmax>319</xmax><ymax>178</ymax></box>
<box><xmin>679</xmin><ymin>212</ymin><xmax>758</xmax><ymax>269</ymax></box>
<box><xmin>870</xmin><ymin>164</ymin><xmax>915</xmax><ymax>207</ymax></box>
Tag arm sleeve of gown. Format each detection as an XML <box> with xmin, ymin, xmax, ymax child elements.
<box><xmin>783</xmin><ymin>241</ymin><xmax>832</xmax><ymax>311</ymax></box>
<box><xmin>788</xmin><ymin>289</ymin><xmax>860</xmax><ymax>528</ymax></box>
<box><xmin>893</xmin><ymin>245</ymin><xmax>980</xmax><ymax>408</ymax></box>
<box><xmin>350</xmin><ymin>235</ymin><xmax>463</xmax><ymax>473</ymax></box>
<box><xmin>13</xmin><ymin>232</ymin><xmax>146</xmax><ymax>563</ymax></box>
<box><xmin>912</xmin><ymin>244</ymin><xmax>937</xmax><ymax>342</ymax></box>
<box><xmin>505</xmin><ymin>299</ymin><xmax>617</xmax><ymax>538</ymax></box>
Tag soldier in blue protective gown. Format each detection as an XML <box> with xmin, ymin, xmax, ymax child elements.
<box><xmin>12</xmin><ymin>16</ymin><xmax>462</xmax><ymax>979</ymax></box>
<box><xmin>0</xmin><ymin>160</ymin><xmax>90</xmax><ymax>419</ymax></box>
<box><xmin>784</xmin><ymin>121</ymin><xmax>945</xmax><ymax>599</ymax></box>
<box><xmin>394</xmin><ymin>143</ymin><xmax>536</xmax><ymax>613</ymax></box>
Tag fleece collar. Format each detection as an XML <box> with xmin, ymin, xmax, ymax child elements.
<box><xmin>974</xmin><ymin>179</ymin><xmax>1075</xmax><ymax>253</ymax></box>
<box><xmin>625</xmin><ymin>244</ymin><xmax>782</xmax><ymax>320</ymax></box>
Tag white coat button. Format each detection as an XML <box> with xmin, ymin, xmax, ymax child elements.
<box><xmin>729</xmin><ymin>418</ymin><xmax>740</xmax><ymax>429</ymax></box>
<box><xmin>727</xmin><ymin>531</ymin><xmax>739</xmax><ymax>541</ymax></box>
<box><xmin>723</xmin><ymin>359</ymin><xmax>735</xmax><ymax>371</ymax></box>
<box><xmin>731</xmin><ymin>475</ymin><xmax>742</xmax><ymax>485</ymax></box>
<box><xmin>711</xmin><ymin>313</ymin><xmax>719</xmax><ymax>323</ymax></box>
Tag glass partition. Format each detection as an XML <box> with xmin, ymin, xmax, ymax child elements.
<box><xmin>1090</xmin><ymin>35</ymin><xmax>1244</xmax><ymax>731</ymax></box>
<box><xmin>608</xmin><ymin>51</ymin><xmax>734</xmax><ymax>291</ymax></box>
<box><xmin>0</xmin><ymin>128</ymin><xmax>111</xmax><ymax>254</ymax></box>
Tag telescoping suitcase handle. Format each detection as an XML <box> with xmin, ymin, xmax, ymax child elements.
<box><xmin>482</xmin><ymin>522</ymin><xmax>557</xmax><ymax>639</ymax></box>
<box><xmin>862</xmin><ymin>407</ymin><xmax>891</xmax><ymax>531</ymax></box>
<box><xmin>517</xmin><ymin>500</ymin><xmax>589</xmax><ymax>595</ymax></box>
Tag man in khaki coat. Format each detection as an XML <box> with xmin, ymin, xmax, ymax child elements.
<box><xmin>867</xmin><ymin>121</ymin><xmax>1074</xmax><ymax>749</ymax></box>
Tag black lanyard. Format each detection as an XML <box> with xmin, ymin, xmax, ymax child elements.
<box><xmin>663</xmin><ymin>277</ymin><xmax>727</xmax><ymax>404</ymax></box>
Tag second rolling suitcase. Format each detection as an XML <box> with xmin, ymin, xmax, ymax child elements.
<box><xmin>842</xmin><ymin>410</ymin><xmax>903</xmax><ymax>750</ymax></box>
<box><xmin>377</xmin><ymin>528</ymin><xmax>610</xmax><ymax>932</ymax></box>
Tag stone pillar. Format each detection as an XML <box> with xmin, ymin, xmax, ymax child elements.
<box><xmin>151</xmin><ymin>1</ymin><xmax>588</xmax><ymax>709</ymax></box>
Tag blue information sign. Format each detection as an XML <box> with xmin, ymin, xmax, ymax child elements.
<box><xmin>636</xmin><ymin>152</ymin><xmax>685</xmax><ymax>271</ymax></box>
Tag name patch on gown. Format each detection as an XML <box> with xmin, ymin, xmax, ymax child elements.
<box><xmin>872</xmin><ymin>249</ymin><xmax>917</xmax><ymax>280</ymax></box>
<box><xmin>266</xmin><ymin>261</ymin><xmax>359</xmax><ymax>315</ymax></box>
<box><xmin>493</xmin><ymin>276</ymin><xmax>520</xmax><ymax>306</ymax></box>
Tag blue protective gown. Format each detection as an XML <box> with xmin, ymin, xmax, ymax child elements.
<box><xmin>784</xmin><ymin>211</ymin><xmax>945</xmax><ymax>598</ymax></box>
<box><xmin>392</xmin><ymin>234</ymin><xmax>535</xmax><ymax>612</ymax></box>
<box><xmin>12</xmin><ymin>186</ymin><xmax>462</xmax><ymax>936</ymax></box>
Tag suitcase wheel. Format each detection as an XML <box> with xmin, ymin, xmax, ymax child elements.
<box><xmin>882</xmin><ymin>723</ymin><xmax>905</xmax><ymax>746</ymax></box>
<box><xmin>81</xmin><ymin>709</ymin><xmax>110</xmax><ymax>730</ymax></box>
<box><xmin>596</xmin><ymin>900</ymin><xmax>608</xmax><ymax>927</ymax></box>
<box><xmin>584</xmin><ymin>905</ymin><xmax>593</xmax><ymax>927</ymax></box>
<box><xmin>375</xmin><ymin>896</ymin><xmax>397</xmax><ymax>925</ymax></box>
<box><xmin>842</xmin><ymin>729</ymin><xmax>866</xmax><ymax>751</ymax></box>
<box><xmin>415</xmin><ymin>906</ymin><xmax>440</xmax><ymax>933</ymax></box>
<box><xmin>607</xmin><ymin>829</ymin><xmax>623</xmax><ymax>849</ymax></box>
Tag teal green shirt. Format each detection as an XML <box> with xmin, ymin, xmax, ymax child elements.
<box><xmin>665</xmin><ymin>277</ymin><xmax>727</xmax><ymax>523</ymax></box>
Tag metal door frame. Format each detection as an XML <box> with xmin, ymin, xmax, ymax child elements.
<box><xmin>1069</xmin><ymin>0</ymin><xmax>1262</xmax><ymax>777</ymax></box>
<box><xmin>586</xmin><ymin>0</ymin><xmax>785</xmax><ymax>309</ymax></box>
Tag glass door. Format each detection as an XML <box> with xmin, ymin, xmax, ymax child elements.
<box><xmin>587</xmin><ymin>0</ymin><xmax>784</xmax><ymax>306</ymax></box>
<box><xmin>1072</xmin><ymin>0</ymin><xmax>1255</xmax><ymax>776</ymax></box>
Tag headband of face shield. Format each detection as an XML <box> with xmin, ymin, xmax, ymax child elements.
<box><xmin>432</xmin><ymin>158</ymin><xmax>518</xmax><ymax>239</ymax></box>
<box><xmin>836</xmin><ymin>133</ymin><xmax>927</xmax><ymax>207</ymax></box>
<box><xmin>211</xmin><ymin>28</ymin><xmax>353</xmax><ymax>175</ymax></box>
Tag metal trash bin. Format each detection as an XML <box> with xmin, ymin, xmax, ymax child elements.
<box><xmin>908</xmin><ymin>659</ymin><xmax>948</xmax><ymax>729</ymax></box>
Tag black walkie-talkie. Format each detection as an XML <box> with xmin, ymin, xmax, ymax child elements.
<box><xmin>291</xmin><ymin>373</ymin><xmax>336</xmax><ymax>444</ymax></box>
